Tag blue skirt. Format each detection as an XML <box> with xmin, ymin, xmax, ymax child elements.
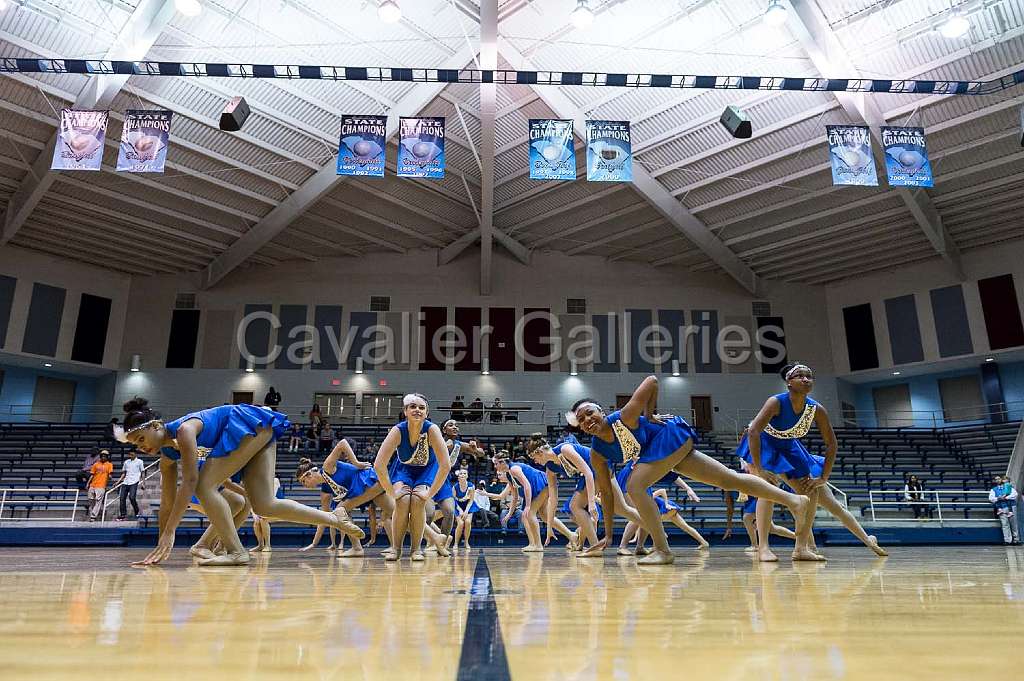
<box><xmin>655</xmin><ymin>495</ymin><xmax>679</xmax><ymax>515</ymax></box>
<box><xmin>640</xmin><ymin>416</ymin><xmax>698</xmax><ymax>465</ymax></box>
<box><xmin>737</xmin><ymin>432</ymin><xmax>824</xmax><ymax>479</ymax></box>
<box><xmin>615</xmin><ymin>459</ymin><xmax>681</xmax><ymax>490</ymax></box>
<box><xmin>742</xmin><ymin>496</ymin><xmax>758</xmax><ymax>515</ymax></box>
<box><xmin>393</xmin><ymin>461</ymin><xmax>440</xmax><ymax>489</ymax></box>
<box><xmin>458</xmin><ymin>499</ymin><xmax>481</xmax><ymax>515</ymax></box>
<box><xmin>433</xmin><ymin>478</ymin><xmax>454</xmax><ymax>503</ymax></box>
<box><xmin>210</xmin><ymin>405</ymin><xmax>291</xmax><ymax>459</ymax></box>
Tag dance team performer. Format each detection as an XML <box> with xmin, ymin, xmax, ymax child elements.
<box><xmin>118</xmin><ymin>398</ymin><xmax>361</xmax><ymax>566</ymax></box>
<box><xmin>568</xmin><ymin>376</ymin><xmax>815</xmax><ymax>565</ymax></box>
<box><xmin>739</xmin><ymin>363</ymin><xmax>887</xmax><ymax>561</ymax></box>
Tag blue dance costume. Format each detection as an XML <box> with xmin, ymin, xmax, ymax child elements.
<box><xmin>390</xmin><ymin>419</ymin><xmax>443</xmax><ymax>489</ymax></box>
<box><xmin>737</xmin><ymin>393</ymin><xmax>825</xmax><ymax>480</ymax></box>
<box><xmin>545</xmin><ymin>441</ymin><xmax>595</xmax><ymax>493</ymax></box>
<box><xmin>614</xmin><ymin>460</ymin><xmax>681</xmax><ymax>516</ymax></box>
<box><xmin>510</xmin><ymin>463</ymin><xmax>548</xmax><ymax>500</ymax></box>
<box><xmin>589</xmin><ymin>411</ymin><xmax>698</xmax><ymax>467</ymax></box>
<box><xmin>453</xmin><ymin>480</ymin><xmax>481</xmax><ymax>515</ymax></box>
<box><xmin>320</xmin><ymin>462</ymin><xmax>379</xmax><ymax>507</ymax></box>
<box><xmin>432</xmin><ymin>440</ymin><xmax>463</xmax><ymax>504</ymax></box>
<box><xmin>162</xmin><ymin>404</ymin><xmax>291</xmax><ymax>462</ymax></box>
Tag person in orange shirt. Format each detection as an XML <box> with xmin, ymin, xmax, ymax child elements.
<box><xmin>86</xmin><ymin>450</ymin><xmax>114</xmax><ymax>521</ymax></box>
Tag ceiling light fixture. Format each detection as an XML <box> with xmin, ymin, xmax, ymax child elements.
<box><xmin>175</xmin><ymin>0</ymin><xmax>202</xmax><ymax>17</ymax></box>
<box><xmin>570</xmin><ymin>0</ymin><xmax>594</xmax><ymax>29</ymax></box>
<box><xmin>763</xmin><ymin>0</ymin><xmax>788</xmax><ymax>27</ymax></box>
<box><xmin>938</xmin><ymin>11</ymin><xmax>970</xmax><ymax>39</ymax></box>
<box><xmin>378</xmin><ymin>0</ymin><xmax>402</xmax><ymax>24</ymax></box>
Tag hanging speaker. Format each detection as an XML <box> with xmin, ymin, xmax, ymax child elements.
<box><xmin>720</xmin><ymin>105</ymin><xmax>752</xmax><ymax>139</ymax></box>
<box><xmin>219</xmin><ymin>96</ymin><xmax>250</xmax><ymax>132</ymax></box>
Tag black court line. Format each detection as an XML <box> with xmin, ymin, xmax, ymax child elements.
<box><xmin>456</xmin><ymin>554</ymin><xmax>512</xmax><ymax>681</ymax></box>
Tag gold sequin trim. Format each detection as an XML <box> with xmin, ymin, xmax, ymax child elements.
<box><xmin>320</xmin><ymin>471</ymin><xmax>348</xmax><ymax>503</ymax></box>
<box><xmin>556</xmin><ymin>452</ymin><xmax>580</xmax><ymax>477</ymax></box>
<box><xmin>763</xmin><ymin>403</ymin><xmax>816</xmax><ymax>439</ymax></box>
<box><xmin>403</xmin><ymin>431</ymin><xmax>431</xmax><ymax>466</ymax></box>
<box><xmin>612</xmin><ymin>420</ymin><xmax>642</xmax><ymax>462</ymax></box>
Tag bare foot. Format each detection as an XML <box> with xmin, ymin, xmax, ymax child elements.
<box><xmin>617</xmin><ymin>547</ymin><xmax>636</xmax><ymax>556</ymax></box>
<box><xmin>522</xmin><ymin>545</ymin><xmax>544</xmax><ymax>553</ymax></box>
<box><xmin>744</xmin><ymin>546</ymin><xmax>757</xmax><ymax>554</ymax></box>
<box><xmin>637</xmin><ymin>549</ymin><xmax>675</xmax><ymax>565</ymax></box>
<box><xmin>792</xmin><ymin>547</ymin><xmax>827</xmax><ymax>561</ymax></box>
<box><xmin>411</xmin><ymin>551</ymin><xmax>425</xmax><ymax>562</ymax></box>
<box><xmin>197</xmin><ymin>551</ymin><xmax>250</xmax><ymax>566</ymax></box>
<box><xmin>340</xmin><ymin>547</ymin><xmax>364</xmax><ymax>558</ymax></box>
<box><xmin>758</xmin><ymin>548</ymin><xmax>779</xmax><ymax>562</ymax></box>
<box><xmin>867</xmin><ymin>536</ymin><xmax>888</xmax><ymax>557</ymax></box>
<box><xmin>332</xmin><ymin>507</ymin><xmax>365</xmax><ymax>539</ymax></box>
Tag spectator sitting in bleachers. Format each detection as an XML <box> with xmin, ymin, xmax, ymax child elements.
<box><xmin>76</xmin><ymin>448</ymin><xmax>101</xmax><ymax>491</ymax></box>
<box><xmin>468</xmin><ymin>397</ymin><xmax>484</xmax><ymax>422</ymax></box>
<box><xmin>288</xmin><ymin>423</ymin><xmax>302</xmax><ymax>453</ymax></box>
<box><xmin>490</xmin><ymin>397</ymin><xmax>504</xmax><ymax>423</ymax></box>
<box><xmin>104</xmin><ymin>418</ymin><xmax>120</xmax><ymax>442</ymax></box>
<box><xmin>450</xmin><ymin>396</ymin><xmax>465</xmax><ymax>421</ymax></box>
<box><xmin>990</xmin><ymin>475</ymin><xmax>1020</xmax><ymax>545</ymax></box>
<box><xmin>318</xmin><ymin>420</ymin><xmax>334</xmax><ymax>454</ymax></box>
<box><xmin>86</xmin><ymin>450</ymin><xmax>114</xmax><ymax>521</ymax></box>
<box><xmin>903</xmin><ymin>474</ymin><xmax>932</xmax><ymax>519</ymax></box>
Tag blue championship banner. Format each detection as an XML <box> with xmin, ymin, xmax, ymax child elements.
<box><xmin>586</xmin><ymin>120</ymin><xmax>632</xmax><ymax>182</ymax></box>
<box><xmin>881</xmin><ymin>126</ymin><xmax>933</xmax><ymax>188</ymax></box>
<box><xmin>337</xmin><ymin>114</ymin><xmax>386</xmax><ymax>177</ymax></box>
<box><xmin>52</xmin><ymin>109</ymin><xmax>108</xmax><ymax>171</ymax></box>
<box><xmin>116</xmin><ymin>109</ymin><xmax>171</xmax><ymax>173</ymax></box>
<box><xmin>398</xmin><ymin>116</ymin><xmax>445</xmax><ymax>179</ymax></box>
<box><xmin>826</xmin><ymin>125</ymin><xmax>878</xmax><ymax>187</ymax></box>
<box><xmin>529</xmin><ymin>119</ymin><xmax>576</xmax><ymax>181</ymax></box>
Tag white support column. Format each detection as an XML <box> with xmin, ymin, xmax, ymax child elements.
<box><xmin>479</xmin><ymin>0</ymin><xmax>498</xmax><ymax>295</ymax></box>
<box><xmin>1</xmin><ymin>0</ymin><xmax>177</xmax><ymax>246</ymax></box>
<box><xmin>786</xmin><ymin>0</ymin><xmax>965</xmax><ymax>281</ymax></box>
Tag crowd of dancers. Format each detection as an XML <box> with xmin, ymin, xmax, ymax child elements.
<box><xmin>116</xmin><ymin>362</ymin><xmax>886</xmax><ymax>567</ymax></box>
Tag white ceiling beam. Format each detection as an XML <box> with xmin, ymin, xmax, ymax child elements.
<box><xmin>299</xmin><ymin>213</ymin><xmax>406</xmax><ymax>254</ymax></box>
<box><xmin>528</xmin><ymin>203</ymin><xmax>649</xmax><ymax>249</ymax></box>
<box><xmin>436</xmin><ymin>227</ymin><xmax>531</xmax><ymax>266</ymax></box>
<box><xmin>499</xmin><ymin>36</ymin><xmax>757</xmax><ymax>295</ymax></box>
<box><xmin>199</xmin><ymin>45</ymin><xmax>481</xmax><ymax>289</ymax></box>
<box><xmin>786</xmin><ymin>0</ymin><xmax>964</xmax><ymax>281</ymax></box>
<box><xmin>0</xmin><ymin>0</ymin><xmax>176</xmax><ymax>247</ymax></box>
<box><xmin>504</xmin><ymin>184</ymin><xmax>627</xmax><ymax>235</ymax></box>
<box><xmin>318</xmin><ymin>197</ymin><xmax>449</xmax><ymax>248</ymax></box>
<box><xmin>565</xmin><ymin>217</ymin><xmax>666</xmax><ymax>256</ymax></box>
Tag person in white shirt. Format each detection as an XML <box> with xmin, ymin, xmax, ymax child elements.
<box><xmin>473</xmin><ymin>479</ymin><xmax>499</xmax><ymax>528</ymax></box>
<box><xmin>115</xmin><ymin>450</ymin><xmax>146</xmax><ymax>521</ymax></box>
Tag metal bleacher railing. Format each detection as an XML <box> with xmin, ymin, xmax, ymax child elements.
<box><xmin>0</xmin><ymin>488</ymin><xmax>80</xmax><ymax>522</ymax></box>
<box><xmin>867</xmin><ymin>489</ymin><xmax>996</xmax><ymax>525</ymax></box>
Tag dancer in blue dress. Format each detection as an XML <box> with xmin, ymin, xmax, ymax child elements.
<box><xmin>373</xmin><ymin>394</ymin><xmax>451</xmax><ymax>561</ymax></box>
<box><xmin>117</xmin><ymin>398</ymin><xmax>361</xmax><ymax>566</ymax></box>
<box><xmin>526</xmin><ymin>433</ymin><xmax>604</xmax><ymax>554</ymax></box>
<box><xmin>451</xmin><ymin>469</ymin><xmax>481</xmax><ymax>549</ymax></box>
<box><xmin>614</xmin><ymin>459</ymin><xmax>709</xmax><ymax>554</ymax></box>
<box><xmin>489</xmin><ymin>451</ymin><xmax>565</xmax><ymax>552</ymax></box>
<box><xmin>424</xmin><ymin>420</ymin><xmax>481</xmax><ymax>553</ymax></box>
<box><xmin>296</xmin><ymin>442</ymin><xmax>396</xmax><ymax>557</ymax></box>
<box><xmin>740</xmin><ymin>363</ymin><xmax>887</xmax><ymax>561</ymax></box>
<box><xmin>568</xmin><ymin>375</ymin><xmax>815</xmax><ymax>565</ymax></box>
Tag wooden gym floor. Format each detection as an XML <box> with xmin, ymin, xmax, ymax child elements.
<box><xmin>0</xmin><ymin>546</ymin><xmax>1022</xmax><ymax>680</ymax></box>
